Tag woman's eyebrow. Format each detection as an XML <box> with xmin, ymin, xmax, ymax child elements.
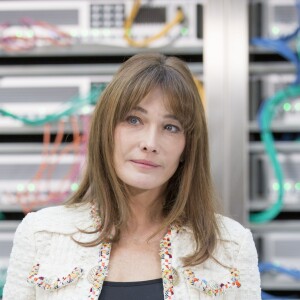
<box><xmin>132</xmin><ymin>106</ymin><xmax>147</xmax><ymax>114</ymax></box>
<box><xmin>132</xmin><ymin>106</ymin><xmax>179</xmax><ymax>121</ymax></box>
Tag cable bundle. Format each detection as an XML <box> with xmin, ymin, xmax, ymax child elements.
<box><xmin>124</xmin><ymin>0</ymin><xmax>185</xmax><ymax>48</ymax></box>
<box><xmin>250</xmin><ymin>10</ymin><xmax>300</xmax><ymax>223</ymax></box>
<box><xmin>0</xmin><ymin>87</ymin><xmax>102</xmax><ymax>214</ymax></box>
<box><xmin>0</xmin><ymin>18</ymin><xmax>72</xmax><ymax>52</ymax></box>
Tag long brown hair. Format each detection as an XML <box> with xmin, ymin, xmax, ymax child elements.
<box><xmin>67</xmin><ymin>53</ymin><xmax>220</xmax><ymax>266</ymax></box>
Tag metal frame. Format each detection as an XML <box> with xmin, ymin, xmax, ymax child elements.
<box><xmin>204</xmin><ymin>0</ymin><xmax>248</xmax><ymax>224</ymax></box>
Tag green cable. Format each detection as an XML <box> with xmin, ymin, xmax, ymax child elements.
<box><xmin>250</xmin><ymin>84</ymin><xmax>300</xmax><ymax>223</ymax></box>
<box><xmin>0</xmin><ymin>86</ymin><xmax>103</xmax><ymax>126</ymax></box>
<box><xmin>0</xmin><ymin>267</ymin><xmax>6</xmax><ymax>297</ymax></box>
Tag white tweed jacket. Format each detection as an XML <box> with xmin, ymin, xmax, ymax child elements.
<box><xmin>3</xmin><ymin>203</ymin><xmax>261</xmax><ymax>300</ymax></box>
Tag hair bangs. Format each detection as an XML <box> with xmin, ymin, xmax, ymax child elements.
<box><xmin>159</xmin><ymin>72</ymin><xmax>199</xmax><ymax>135</ymax></box>
<box><xmin>114</xmin><ymin>64</ymin><xmax>200</xmax><ymax>136</ymax></box>
<box><xmin>113</xmin><ymin>67</ymin><xmax>162</xmax><ymax>123</ymax></box>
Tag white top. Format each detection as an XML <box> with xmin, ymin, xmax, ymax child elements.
<box><xmin>3</xmin><ymin>203</ymin><xmax>261</xmax><ymax>300</ymax></box>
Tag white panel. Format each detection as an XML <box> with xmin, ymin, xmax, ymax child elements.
<box><xmin>0</xmin><ymin>0</ymin><xmax>205</xmax><ymax>48</ymax></box>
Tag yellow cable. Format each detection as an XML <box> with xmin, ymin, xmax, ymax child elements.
<box><xmin>124</xmin><ymin>0</ymin><xmax>141</xmax><ymax>29</ymax></box>
<box><xmin>124</xmin><ymin>0</ymin><xmax>185</xmax><ymax>48</ymax></box>
<box><xmin>193</xmin><ymin>76</ymin><xmax>206</xmax><ymax>110</ymax></box>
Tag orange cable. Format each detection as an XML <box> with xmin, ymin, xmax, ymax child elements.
<box><xmin>45</xmin><ymin>116</ymin><xmax>81</xmax><ymax>204</ymax></box>
<box><xmin>16</xmin><ymin>123</ymin><xmax>51</xmax><ymax>213</ymax></box>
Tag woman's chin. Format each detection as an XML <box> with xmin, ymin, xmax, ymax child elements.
<box><xmin>125</xmin><ymin>181</ymin><xmax>164</xmax><ymax>194</ymax></box>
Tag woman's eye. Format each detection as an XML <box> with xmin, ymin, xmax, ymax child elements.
<box><xmin>165</xmin><ymin>124</ymin><xmax>180</xmax><ymax>133</ymax></box>
<box><xmin>126</xmin><ymin>116</ymin><xmax>140</xmax><ymax>125</ymax></box>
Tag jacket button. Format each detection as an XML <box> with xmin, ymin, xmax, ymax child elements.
<box><xmin>88</xmin><ymin>266</ymin><xmax>101</xmax><ymax>284</ymax></box>
<box><xmin>172</xmin><ymin>267</ymin><xmax>180</xmax><ymax>286</ymax></box>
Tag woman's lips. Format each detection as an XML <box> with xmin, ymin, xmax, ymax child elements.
<box><xmin>130</xmin><ymin>159</ymin><xmax>160</xmax><ymax>167</ymax></box>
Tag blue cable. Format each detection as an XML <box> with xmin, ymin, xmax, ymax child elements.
<box><xmin>260</xmin><ymin>262</ymin><xmax>300</xmax><ymax>299</ymax></box>
<box><xmin>262</xmin><ymin>291</ymin><xmax>295</xmax><ymax>300</ymax></box>
<box><xmin>251</xmin><ymin>25</ymin><xmax>300</xmax><ymax>84</ymax></box>
<box><xmin>252</xmin><ymin>37</ymin><xmax>299</xmax><ymax>65</ymax></box>
<box><xmin>259</xmin><ymin>262</ymin><xmax>300</xmax><ymax>280</ymax></box>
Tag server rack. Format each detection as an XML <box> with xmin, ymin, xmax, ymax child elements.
<box><xmin>249</xmin><ymin>0</ymin><xmax>300</xmax><ymax>297</ymax></box>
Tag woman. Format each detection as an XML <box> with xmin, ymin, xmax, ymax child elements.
<box><xmin>3</xmin><ymin>53</ymin><xmax>261</xmax><ymax>299</ymax></box>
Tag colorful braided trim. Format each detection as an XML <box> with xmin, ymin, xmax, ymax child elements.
<box><xmin>160</xmin><ymin>226</ymin><xmax>177</xmax><ymax>300</ymax></box>
<box><xmin>87</xmin><ymin>242</ymin><xmax>111</xmax><ymax>300</ymax></box>
<box><xmin>183</xmin><ymin>268</ymin><xmax>241</xmax><ymax>296</ymax></box>
<box><xmin>90</xmin><ymin>203</ymin><xmax>176</xmax><ymax>300</ymax></box>
<box><xmin>27</xmin><ymin>263</ymin><xmax>84</xmax><ymax>290</ymax></box>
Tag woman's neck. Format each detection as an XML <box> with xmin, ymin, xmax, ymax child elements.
<box><xmin>122</xmin><ymin>187</ymin><xmax>166</xmax><ymax>243</ymax></box>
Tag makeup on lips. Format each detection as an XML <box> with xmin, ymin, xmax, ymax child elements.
<box><xmin>130</xmin><ymin>159</ymin><xmax>160</xmax><ymax>169</ymax></box>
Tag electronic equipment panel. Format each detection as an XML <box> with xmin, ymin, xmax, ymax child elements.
<box><xmin>0</xmin><ymin>75</ymin><xmax>111</xmax><ymax>127</ymax></box>
<box><xmin>0</xmin><ymin>0</ymin><xmax>204</xmax><ymax>49</ymax></box>
<box><xmin>250</xmin><ymin>153</ymin><xmax>300</xmax><ymax>205</ymax></box>
<box><xmin>0</xmin><ymin>145</ymin><xmax>85</xmax><ymax>210</ymax></box>
<box><xmin>262</xmin><ymin>232</ymin><xmax>300</xmax><ymax>267</ymax></box>
<box><xmin>262</xmin><ymin>74</ymin><xmax>300</xmax><ymax>125</ymax></box>
<box><xmin>249</xmin><ymin>74</ymin><xmax>300</xmax><ymax>124</ymax></box>
<box><xmin>262</xmin><ymin>0</ymin><xmax>297</xmax><ymax>38</ymax></box>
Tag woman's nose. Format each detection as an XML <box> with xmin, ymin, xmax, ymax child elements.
<box><xmin>139</xmin><ymin>142</ymin><xmax>158</xmax><ymax>153</ymax></box>
<box><xmin>139</xmin><ymin>127</ymin><xmax>159</xmax><ymax>153</ymax></box>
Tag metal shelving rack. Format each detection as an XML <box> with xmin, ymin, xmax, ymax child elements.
<box><xmin>205</xmin><ymin>0</ymin><xmax>300</xmax><ymax>297</ymax></box>
<box><xmin>247</xmin><ymin>0</ymin><xmax>300</xmax><ymax>297</ymax></box>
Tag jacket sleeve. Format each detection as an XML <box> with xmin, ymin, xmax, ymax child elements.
<box><xmin>3</xmin><ymin>212</ymin><xmax>37</xmax><ymax>300</ymax></box>
<box><xmin>236</xmin><ymin>228</ymin><xmax>261</xmax><ymax>299</ymax></box>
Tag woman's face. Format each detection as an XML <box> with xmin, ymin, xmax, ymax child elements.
<box><xmin>113</xmin><ymin>87</ymin><xmax>186</xmax><ymax>193</ymax></box>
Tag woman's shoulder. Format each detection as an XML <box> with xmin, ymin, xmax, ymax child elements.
<box><xmin>181</xmin><ymin>214</ymin><xmax>251</xmax><ymax>242</ymax></box>
<box><xmin>215</xmin><ymin>214</ymin><xmax>252</xmax><ymax>242</ymax></box>
<box><xmin>19</xmin><ymin>203</ymin><xmax>93</xmax><ymax>234</ymax></box>
<box><xmin>177</xmin><ymin>214</ymin><xmax>253</xmax><ymax>256</ymax></box>
<box><xmin>36</xmin><ymin>202</ymin><xmax>90</xmax><ymax>218</ymax></box>
<box><xmin>217</xmin><ymin>213</ymin><xmax>249</xmax><ymax>234</ymax></box>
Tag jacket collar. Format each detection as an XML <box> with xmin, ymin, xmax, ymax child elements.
<box><xmin>87</xmin><ymin>205</ymin><xmax>178</xmax><ymax>300</ymax></box>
